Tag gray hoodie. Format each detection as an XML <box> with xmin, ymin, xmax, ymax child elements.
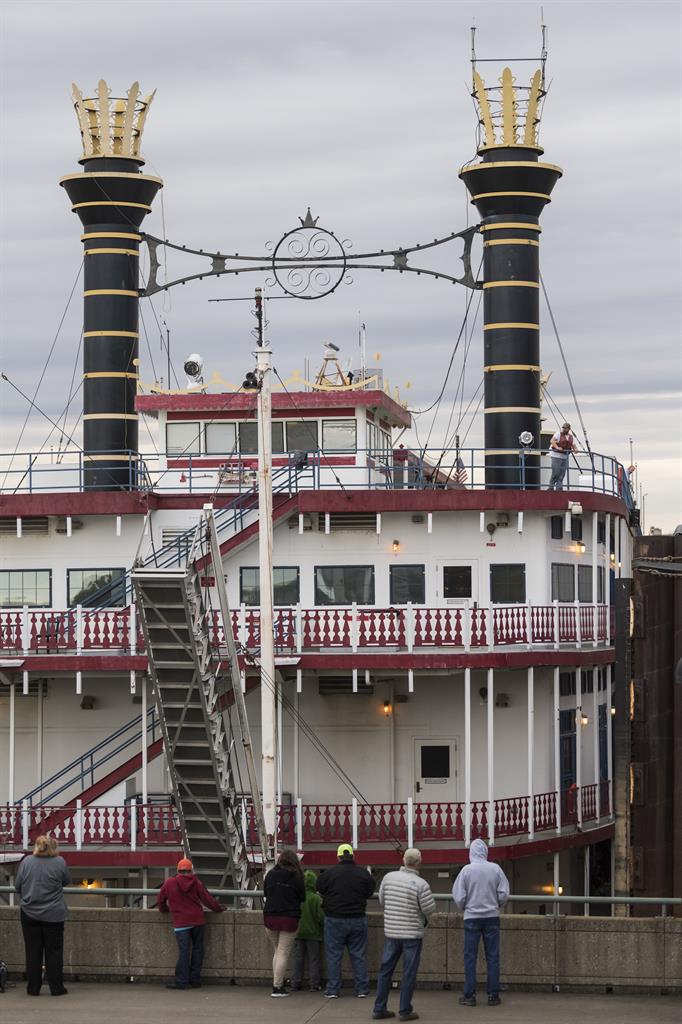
<box><xmin>452</xmin><ymin>839</ymin><xmax>509</xmax><ymax>920</ymax></box>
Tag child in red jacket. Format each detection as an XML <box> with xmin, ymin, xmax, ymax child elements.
<box><xmin>158</xmin><ymin>858</ymin><xmax>225</xmax><ymax>989</ymax></box>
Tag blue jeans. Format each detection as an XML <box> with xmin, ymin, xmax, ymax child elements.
<box><xmin>324</xmin><ymin>916</ymin><xmax>369</xmax><ymax>996</ymax></box>
<box><xmin>373</xmin><ymin>937</ymin><xmax>423</xmax><ymax>1016</ymax></box>
<box><xmin>463</xmin><ymin>917</ymin><xmax>500</xmax><ymax>999</ymax></box>
<box><xmin>174</xmin><ymin>925</ymin><xmax>205</xmax><ymax>987</ymax></box>
<box><xmin>548</xmin><ymin>457</ymin><xmax>568</xmax><ymax>490</ymax></box>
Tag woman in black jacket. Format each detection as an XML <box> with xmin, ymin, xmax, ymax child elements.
<box><xmin>263</xmin><ymin>848</ymin><xmax>305</xmax><ymax>997</ymax></box>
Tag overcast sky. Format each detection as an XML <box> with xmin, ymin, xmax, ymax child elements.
<box><xmin>0</xmin><ymin>0</ymin><xmax>680</xmax><ymax>528</ymax></box>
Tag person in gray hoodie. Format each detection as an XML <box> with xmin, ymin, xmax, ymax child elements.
<box><xmin>452</xmin><ymin>839</ymin><xmax>509</xmax><ymax>1007</ymax></box>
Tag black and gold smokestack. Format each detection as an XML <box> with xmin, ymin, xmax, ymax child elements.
<box><xmin>60</xmin><ymin>81</ymin><xmax>162</xmax><ymax>490</ymax></box>
<box><xmin>460</xmin><ymin>67</ymin><xmax>561</xmax><ymax>488</ymax></box>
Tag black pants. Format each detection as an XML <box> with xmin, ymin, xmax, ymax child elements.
<box><xmin>292</xmin><ymin>937</ymin><xmax>322</xmax><ymax>988</ymax></box>
<box><xmin>20</xmin><ymin>910</ymin><xmax>66</xmax><ymax>995</ymax></box>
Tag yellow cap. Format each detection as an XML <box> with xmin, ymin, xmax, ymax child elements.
<box><xmin>337</xmin><ymin>843</ymin><xmax>354</xmax><ymax>858</ymax></box>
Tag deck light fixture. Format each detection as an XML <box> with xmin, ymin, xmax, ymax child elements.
<box><xmin>576</xmin><ymin>540</ymin><xmax>586</xmax><ymax>553</ymax></box>
<box><xmin>579</xmin><ymin>708</ymin><xmax>589</xmax><ymax>727</ymax></box>
<box><xmin>392</xmin><ymin>540</ymin><xmax>400</xmax><ymax>553</ymax></box>
<box><xmin>383</xmin><ymin>700</ymin><xmax>392</xmax><ymax>717</ymax></box>
<box><xmin>610</xmin><ymin>705</ymin><xmax>616</xmax><ymax>717</ymax></box>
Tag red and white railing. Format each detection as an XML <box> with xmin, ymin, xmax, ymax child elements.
<box><xmin>0</xmin><ymin>602</ymin><xmax>610</xmax><ymax>656</ymax></box>
<box><xmin>0</xmin><ymin>785</ymin><xmax>611</xmax><ymax>855</ymax></box>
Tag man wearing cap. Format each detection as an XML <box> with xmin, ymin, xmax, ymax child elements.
<box><xmin>548</xmin><ymin>422</ymin><xmax>578</xmax><ymax>491</ymax></box>
<box><xmin>372</xmin><ymin>848</ymin><xmax>436</xmax><ymax>1021</ymax></box>
<box><xmin>316</xmin><ymin>843</ymin><xmax>376</xmax><ymax>999</ymax></box>
<box><xmin>158</xmin><ymin>858</ymin><xmax>225</xmax><ymax>990</ymax></box>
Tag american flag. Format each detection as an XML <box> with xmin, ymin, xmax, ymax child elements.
<box><xmin>454</xmin><ymin>456</ymin><xmax>468</xmax><ymax>485</ymax></box>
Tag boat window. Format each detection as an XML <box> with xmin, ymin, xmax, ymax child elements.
<box><xmin>238</xmin><ymin>421</ymin><xmax>284</xmax><ymax>454</ymax></box>
<box><xmin>205</xmin><ymin>422</ymin><xmax>237</xmax><ymax>455</ymax></box>
<box><xmin>570</xmin><ymin>516</ymin><xmax>583</xmax><ymax>541</ymax></box>
<box><xmin>314</xmin><ymin>565</ymin><xmax>375</xmax><ymax>605</ymax></box>
<box><xmin>0</xmin><ymin>569</ymin><xmax>51</xmax><ymax>608</ymax></box>
<box><xmin>578</xmin><ymin>565</ymin><xmax>593</xmax><ymax>602</ymax></box>
<box><xmin>67</xmin><ymin>568</ymin><xmax>126</xmax><ymax>608</ymax></box>
<box><xmin>597</xmin><ymin>516</ymin><xmax>606</xmax><ymax>544</ymax></box>
<box><xmin>550</xmin><ymin>515</ymin><xmax>564</xmax><ymax>540</ymax></box>
<box><xmin>239</xmin><ymin>567</ymin><xmax>300</xmax><ymax>606</ymax></box>
<box><xmin>286</xmin><ymin>420</ymin><xmax>319</xmax><ymax>452</ymax></box>
<box><xmin>166</xmin><ymin>421</ymin><xmax>201</xmax><ymax>456</ymax></box>
<box><xmin>559</xmin><ymin>672</ymin><xmax>576</xmax><ymax>696</ymax></box>
<box><xmin>551</xmin><ymin>563</ymin><xmax>575</xmax><ymax>602</ymax></box>
<box><xmin>390</xmin><ymin>564</ymin><xmax>425</xmax><ymax>604</ymax></box>
<box><xmin>597</xmin><ymin>566</ymin><xmax>606</xmax><ymax>603</ymax></box>
<box><xmin>322</xmin><ymin>419</ymin><xmax>357</xmax><ymax>452</ymax></box>
<box><xmin>490</xmin><ymin>564</ymin><xmax>526</xmax><ymax>604</ymax></box>
<box><xmin>443</xmin><ymin>565</ymin><xmax>472</xmax><ymax>599</ymax></box>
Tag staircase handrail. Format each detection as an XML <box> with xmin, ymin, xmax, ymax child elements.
<box><xmin>78</xmin><ymin>459</ymin><xmax>308</xmax><ymax>611</ymax></box>
<box><xmin>17</xmin><ymin>704</ymin><xmax>158</xmax><ymax>807</ymax></box>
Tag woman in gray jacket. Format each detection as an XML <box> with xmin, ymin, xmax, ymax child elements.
<box><xmin>15</xmin><ymin>835</ymin><xmax>71</xmax><ymax>996</ymax></box>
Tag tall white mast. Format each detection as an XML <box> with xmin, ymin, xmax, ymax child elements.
<box><xmin>254</xmin><ymin>289</ymin><xmax>277</xmax><ymax>860</ymax></box>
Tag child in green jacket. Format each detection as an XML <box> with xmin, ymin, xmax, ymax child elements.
<box><xmin>291</xmin><ymin>869</ymin><xmax>324</xmax><ymax>990</ymax></box>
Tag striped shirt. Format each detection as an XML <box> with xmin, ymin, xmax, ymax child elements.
<box><xmin>378</xmin><ymin>866</ymin><xmax>436</xmax><ymax>939</ymax></box>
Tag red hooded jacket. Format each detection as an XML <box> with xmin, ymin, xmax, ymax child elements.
<box><xmin>157</xmin><ymin>872</ymin><xmax>224</xmax><ymax>928</ymax></box>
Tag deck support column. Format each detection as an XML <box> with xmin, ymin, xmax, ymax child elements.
<box><xmin>554</xmin><ymin>667</ymin><xmax>561</xmax><ymax>834</ymax></box>
<box><xmin>527</xmin><ymin>667</ymin><xmax>534</xmax><ymax>839</ymax></box>
<box><xmin>464</xmin><ymin>668</ymin><xmax>471</xmax><ymax>847</ymax></box>
<box><xmin>487</xmin><ymin>667</ymin><xmax>494</xmax><ymax>845</ymax></box>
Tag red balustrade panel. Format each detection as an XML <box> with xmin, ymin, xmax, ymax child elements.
<box><xmin>470</xmin><ymin>608</ymin><xmax>487</xmax><ymax>647</ymax></box>
<box><xmin>581</xmin><ymin>784</ymin><xmax>597</xmax><ymax>821</ymax></box>
<box><xmin>359</xmin><ymin>803</ymin><xmax>407</xmax><ymax>844</ymax></box>
<box><xmin>470</xmin><ymin>801</ymin><xmax>488</xmax><ymax>839</ymax></box>
<box><xmin>413</xmin><ymin>802</ymin><xmax>462</xmax><ymax>842</ymax></box>
<box><xmin>0</xmin><ymin>804</ymin><xmax>21</xmax><ymax>845</ymax></box>
<box><xmin>579</xmin><ymin>605</ymin><xmax>594</xmax><ymax>641</ymax></box>
<box><xmin>533</xmin><ymin>791</ymin><xmax>556</xmax><ymax>832</ymax></box>
<box><xmin>495</xmin><ymin>796</ymin><xmax>528</xmax><ymax>837</ymax></box>
<box><xmin>140</xmin><ymin>804</ymin><xmax>180</xmax><ymax>845</ymax></box>
<box><xmin>302</xmin><ymin>804</ymin><xmax>351</xmax><ymax>843</ymax></box>
<box><xmin>276</xmin><ymin>804</ymin><xmax>296</xmax><ymax>845</ymax></box>
<box><xmin>0</xmin><ymin>612</ymin><xmax>22</xmax><ymax>651</ymax></box>
<box><xmin>598</xmin><ymin>605</ymin><xmax>608</xmax><ymax>640</ymax></box>
<box><xmin>558</xmin><ymin>605</ymin><xmax>577</xmax><ymax>643</ymax></box>
<box><xmin>531</xmin><ymin>606</ymin><xmax>553</xmax><ymax>643</ymax></box>
<box><xmin>29</xmin><ymin>806</ymin><xmax>76</xmax><ymax>845</ymax></box>
<box><xmin>274</xmin><ymin>609</ymin><xmax>296</xmax><ymax>652</ymax></box>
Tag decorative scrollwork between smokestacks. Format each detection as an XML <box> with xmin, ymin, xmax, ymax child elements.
<box><xmin>71</xmin><ymin>80</ymin><xmax>156</xmax><ymax>160</ymax></box>
<box><xmin>140</xmin><ymin>213</ymin><xmax>481</xmax><ymax>299</ymax></box>
<box><xmin>473</xmin><ymin>67</ymin><xmax>545</xmax><ymax>150</ymax></box>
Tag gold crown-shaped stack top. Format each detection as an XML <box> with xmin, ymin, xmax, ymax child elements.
<box><xmin>71</xmin><ymin>79</ymin><xmax>156</xmax><ymax>159</ymax></box>
<box><xmin>473</xmin><ymin>67</ymin><xmax>544</xmax><ymax>148</ymax></box>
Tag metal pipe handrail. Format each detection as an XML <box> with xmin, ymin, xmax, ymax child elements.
<box><xmin>0</xmin><ymin>885</ymin><xmax>679</xmax><ymax>912</ymax></box>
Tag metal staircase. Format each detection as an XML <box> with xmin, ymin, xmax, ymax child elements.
<box><xmin>133</xmin><ymin>565</ymin><xmax>249</xmax><ymax>888</ymax></box>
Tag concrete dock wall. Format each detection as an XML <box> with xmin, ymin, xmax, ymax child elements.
<box><xmin>0</xmin><ymin>909</ymin><xmax>679</xmax><ymax>992</ymax></box>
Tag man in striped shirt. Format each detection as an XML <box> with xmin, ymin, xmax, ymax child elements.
<box><xmin>372</xmin><ymin>848</ymin><xmax>436</xmax><ymax>1021</ymax></box>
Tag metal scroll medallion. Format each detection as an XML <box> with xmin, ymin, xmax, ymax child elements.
<box><xmin>270</xmin><ymin>210</ymin><xmax>350</xmax><ymax>300</ymax></box>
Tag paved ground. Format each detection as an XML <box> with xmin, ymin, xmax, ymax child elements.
<box><xmin>1</xmin><ymin>983</ymin><xmax>679</xmax><ymax>1024</ymax></box>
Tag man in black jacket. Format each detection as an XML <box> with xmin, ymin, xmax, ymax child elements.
<box><xmin>316</xmin><ymin>843</ymin><xmax>376</xmax><ymax>999</ymax></box>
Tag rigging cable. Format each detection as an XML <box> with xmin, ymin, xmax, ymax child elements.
<box><xmin>56</xmin><ymin>328</ymin><xmax>84</xmax><ymax>461</ymax></box>
<box><xmin>539</xmin><ymin>270</ymin><xmax>593</xmax><ymax>460</ymax></box>
<box><xmin>407</xmin><ymin>252</ymin><xmax>484</xmax><ymax>418</ymax></box>
<box><xmin>1</xmin><ymin>259</ymin><xmax>83</xmax><ymax>490</ymax></box>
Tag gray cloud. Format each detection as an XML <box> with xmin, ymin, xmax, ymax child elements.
<box><xmin>0</xmin><ymin>0</ymin><xmax>680</xmax><ymax>527</ymax></box>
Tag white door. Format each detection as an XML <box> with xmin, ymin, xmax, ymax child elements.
<box><xmin>414</xmin><ymin>738</ymin><xmax>459</xmax><ymax>801</ymax></box>
<box><xmin>435</xmin><ymin>559</ymin><xmax>478</xmax><ymax>607</ymax></box>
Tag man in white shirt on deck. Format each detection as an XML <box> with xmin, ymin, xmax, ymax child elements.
<box><xmin>547</xmin><ymin>422</ymin><xmax>578</xmax><ymax>491</ymax></box>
